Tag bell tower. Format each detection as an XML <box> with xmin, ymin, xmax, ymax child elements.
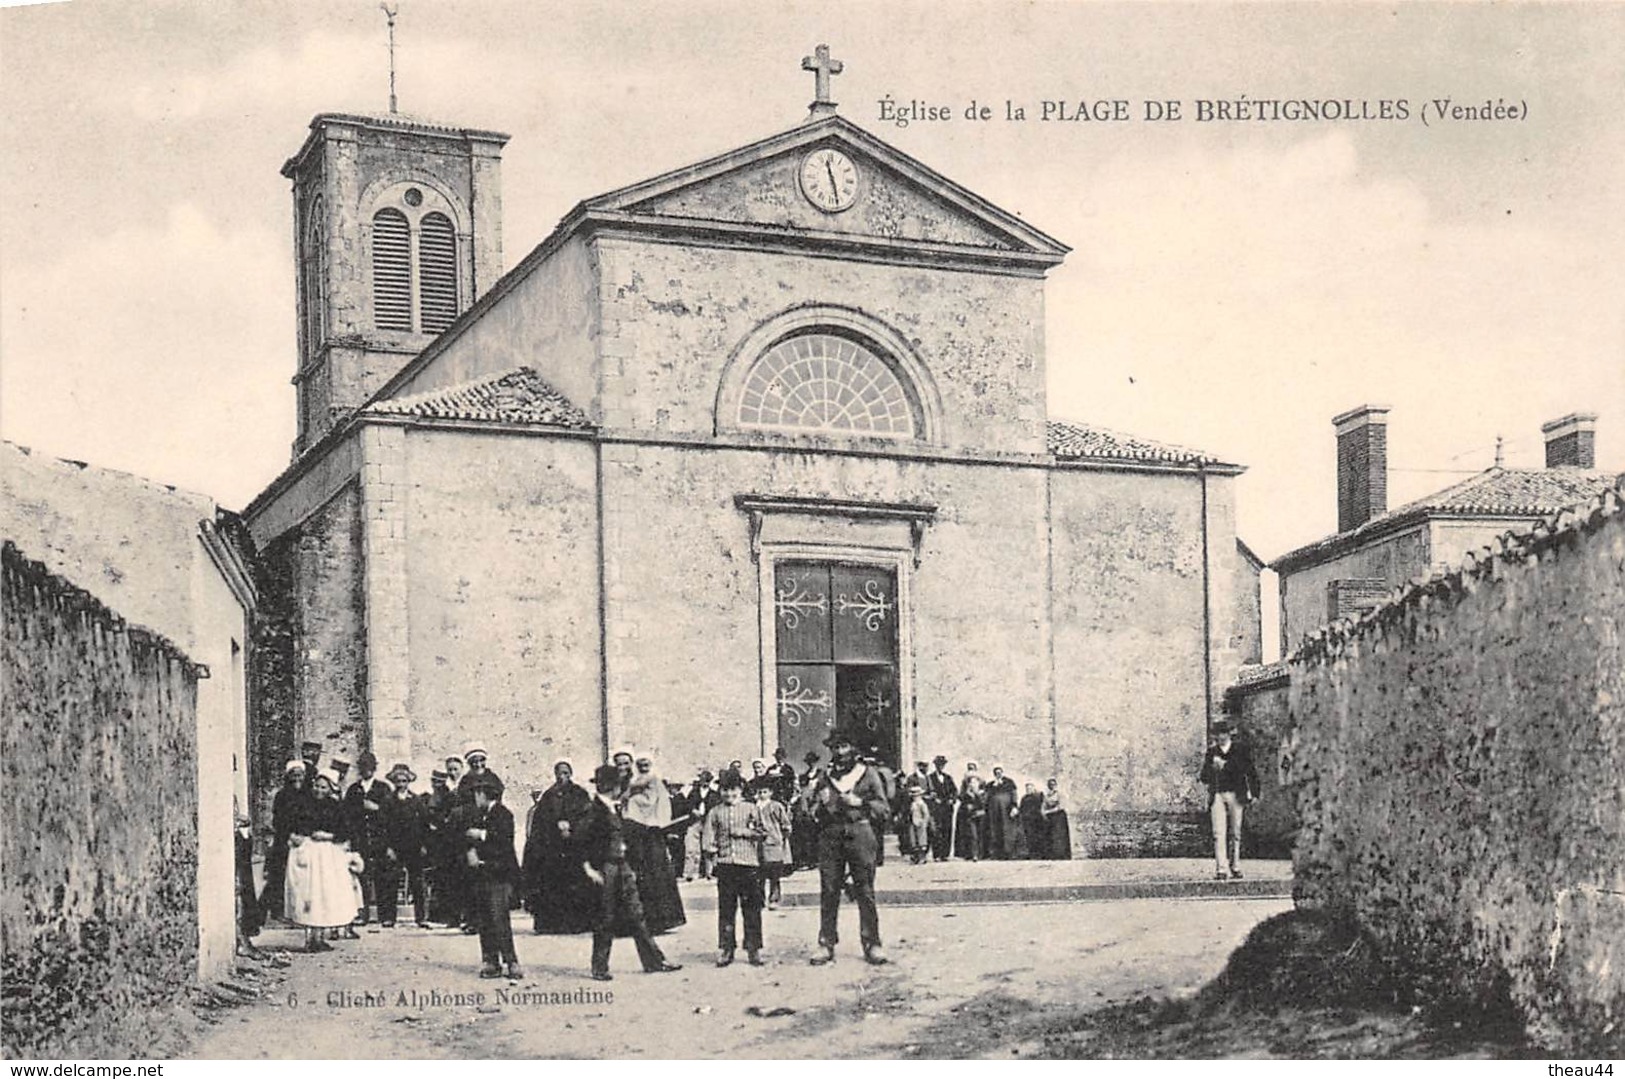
<box><xmin>282</xmin><ymin>112</ymin><xmax>509</xmax><ymax>456</ymax></box>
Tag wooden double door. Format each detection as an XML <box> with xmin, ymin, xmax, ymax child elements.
<box><xmin>772</xmin><ymin>561</ymin><xmax>901</xmax><ymax>771</ymax></box>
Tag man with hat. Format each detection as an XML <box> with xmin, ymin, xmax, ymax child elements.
<box><xmin>764</xmin><ymin>746</ymin><xmax>797</xmax><ymax>805</ymax></box>
<box><xmin>1198</xmin><ymin>717</ymin><xmax>1260</xmax><ymax>881</ymax></box>
<box><xmin>925</xmin><ymin>756</ymin><xmax>958</xmax><ymax>862</ymax></box>
<box><xmin>380</xmin><ymin>763</ymin><xmax>430</xmax><ymax>928</ymax></box>
<box><xmin>343</xmin><ymin>751</ymin><xmax>391</xmax><ymax>924</ymax></box>
<box><xmin>807</xmin><ymin>728</ymin><xmax>891</xmax><ymax>966</ymax></box>
<box><xmin>580</xmin><ymin>764</ymin><xmax>683</xmax><ymax>981</ymax></box>
<box><xmin>461</xmin><ymin>772</ymin><xmax>523</xmax><ymax>979</ymax></box>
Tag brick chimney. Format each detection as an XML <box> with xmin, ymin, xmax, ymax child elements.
<box><xmin>1333</xmin><ymin>405</ymin><xmax>1390</xmax><ymax>532</ymax></box>
<box><xmin>1541</xmin><ymin>412</ymin><xmax>1597</xmax><ymax>469</ymax></box>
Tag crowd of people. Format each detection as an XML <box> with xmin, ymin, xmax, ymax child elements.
<box><xmin>239</xmin><ymin>734</ymin><xmax>1076</xmax><ymax>978</ymax></box>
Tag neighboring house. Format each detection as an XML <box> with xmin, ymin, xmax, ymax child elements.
<box><xmin>1271</xmin><ymin>406</ymin><xmax>1615</xmax><ymax>654</ymax></box>
<box><xmin>243</xmin><ymin>90</ymin><xmax>1258</xmax><ymax>856</ymax></box>
<box><xmin>0</xmin><ymin>442</ymin><xmax>256</xmax><ymax>980</ymax></box>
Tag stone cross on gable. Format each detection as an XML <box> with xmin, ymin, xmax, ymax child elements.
<box><xmin>802</xmin><ymin>44</ymin><xmax>843</xmax><ymax>118</ymax></box>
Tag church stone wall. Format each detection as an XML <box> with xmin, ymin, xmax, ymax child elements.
<box><xmin>1049</xmin><ymin>467</ymin><xmax>1212</xmax><ymax>856</ymax></box>
<box><xmin>283</xmin><ymin>485</ymin><xmax>368</xmax><ymax>771</ymax></box>
<box><xmin>391</xmin><ymin>235</ymin><xmax>600</xmax><ymax>420</ymax></box>
<box><xmin>592</xmin><ymin>238</ymin><xmax>1048</xmax><ymax>458</ymax></box>
<box><xmin>400</xmin><ymin>429</ymin><xmax>601</xmax><ymax>792</ymax></box>
<box><xmin>599</xmin><ymin>442</ymin><xmax>1053</xmax><ymax>787</ymax></box>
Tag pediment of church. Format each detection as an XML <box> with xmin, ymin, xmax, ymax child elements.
<box><xmin>580</xmin><ymin>116</ymin><xmax>1068</xmax><ymax>267</ymax></box>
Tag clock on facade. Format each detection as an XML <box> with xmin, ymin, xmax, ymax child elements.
<box><xmin>798</xmin><ymin>148</ymin><xmax>859</xmax><ymax>212</ymax></box>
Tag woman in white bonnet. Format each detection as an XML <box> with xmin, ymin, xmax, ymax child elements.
<box><xmin>285</xmin><ymin>769</ymin><xmax>364</xmax><ymax>952</ymax></box>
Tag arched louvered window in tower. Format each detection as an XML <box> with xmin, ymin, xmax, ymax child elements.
<box><xmin>417</xmin><ymin>212</ymin><xmax>458</xmax><ymax>334</ymax></box>
<box><xmin>372</xmin><ymin>208</ymin><xmax>412</xmax><ymax>332</ymax></box>
<box><xmin>301</xmin><ymin>197</ymin><xmax>326</xmax><ymax>356</ymax></box>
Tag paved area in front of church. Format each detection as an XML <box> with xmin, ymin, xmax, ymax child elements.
<box><xmin>687</xmin><ymin>856</ymin><xmax>1293</xmax><ymax>907</ymax></box>
<box><xmin>191</xmin><ymin>890</ymin><xmax>1291</xmax><ymax>1059</ymax></box>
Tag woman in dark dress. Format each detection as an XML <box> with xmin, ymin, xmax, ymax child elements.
<box><xmin>985</xmin><ymin>766</ymin><xmax>1019</xmax><ymax>859</ymax></box>
<box><xmin>259</xmin><ymin>760</ymin><xmax>311</xmax><ymax>921</ymax></box>
<box><xmin>954</xmin><ymin>773</ymin><xmax>988</xmax><ymax>861</ymax></box>
<box><xmin>621</xmin><ymin>753</ymin><xmax>686</xmax><ymax>934</ymax></box>
<box><xmin>523</xmin><ymin>760</ymin><xmax>596</xmax><ymax>934</ymax></box>
<box><xmin>1017</xmin><ymin>782</ymin><xmax>1045</xmax><ymax>860</ymax></box>
<box><xmin>1042</xmin><ymin>777</ymin><xmax>1073</xmax><ymax>860</ymax></box>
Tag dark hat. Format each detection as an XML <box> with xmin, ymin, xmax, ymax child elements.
<box><xmin>357</xmin><ymin>751</ymin><xmax>378</xmax><ymax>772</ymax></box>
<box><xmin>822</xmin><ymin>729</ymin><xmax>858</xmax><ymax>748</ymax></box>
<box><xmin>330</xmin><ymin>758</ymin><xmax>351</xmax><ymax>774</ymax></box>
<box><xmin>465</xmin><ymin>772</ymin><xmax>504</xmax><ymax>798</ymax></box>
<box><xmin>933</xmin><ymin>755</ymin><xmax>948</xmax><ymax>765</ymax></box>
<box><xmin>697</xmin><ymin>769</ymin><xmax>714</xmax><ymax>782</ymax></box>
<box><xmin>718</xmin><ymin>770</ymin><xmax>745</xmax><ymax>791</ymax></box>
<box><xmin>430</xmin><ymin>769</ymin><xmax>450</xmax><ymax>782</ymax></box>
<box><xmin>386</xmin><ymin>763</ymin><xmax>416</xmax><ymax>783</ymax></box>
<box><xmin>803</xmin><ymin>751</ymin><xmax>821</xmax><ymax>764</ymax></box>
<box><xmin>1213</xmin><ymin>719</ymin><xmax>1237</xmax><ymax>736</ymax></box>
<box><xmin>592</xmin><ymin>764</ymin><xmax>622</xmax><ymax>790</ymax></box>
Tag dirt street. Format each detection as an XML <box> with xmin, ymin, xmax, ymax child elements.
<box><xmin>190</xmin><ymin>895</ymin><xmax>1289</xmax><ymax>1059</ymax></box>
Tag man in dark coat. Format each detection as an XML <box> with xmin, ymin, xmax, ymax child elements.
<box><xmin>580</xmin><ymin>764</ymin><xmax>683</xmax><ymax>981</ymax></box>
<box><xmin>764</xmin><ymin>747</ymin><xmax>798</xmax><ymax>804</ymax></box>
<box><xmin>791</xmin><ymin>752</ymin><xmax>822</xmax><ymax>869</ymax></box>
<box><xmin>463</xmin><ymin>773</ymin><xmax>522</xmax><ymax>979</ymax></box>
<box><xmin>925</xmin><ymin>756</ymin><xmax>958</xmax><ymax>862</ymax></box>
<box><xmin>1199</xmin><ymin>718</ymin><xmax>1260</xmax><ymax>880</ymax></box>
<box><xmin>380</xmin><ymin>763</ymin><xmax>430</xmax><ymax>927</ymax></box>
<box><xmin>424</xmin><ymin>770</ymin><xmax>460</xmax><ymax>925</ymax></box>
<box><xmin>522</xmin><ymin>760</ymin><xmax>595</xmax><ymax>934</ymax></box>
<box><xmin>808</xmin><ymin>729</ymin><xmax>891</xmax><ymax>966</ymax></box>
<box><xmin>343</xmin><ymin>751</ymin><xmax>391</xmax><ymax>923</ymax></box>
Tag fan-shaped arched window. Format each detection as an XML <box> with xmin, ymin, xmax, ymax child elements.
<box><xmin>417</xmin><ymin>212</ymin><xmax>458</xmax><ymax>334</ymax></box>
<box><xmin>738</xmin><ymin>332</ymin><xmax>918</xmax><ymax>438</ymax></box>
<box><xmin>371</xmin><ymin>208</ymin><xmax>413</xmax><ymax>332</ymax></box>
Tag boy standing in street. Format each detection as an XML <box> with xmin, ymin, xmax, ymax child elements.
<box><xmin>463</xmin><ymin>773</ymin><xmax>522</xmax><ymax>979</ymax></box>
<box><xmin>702</xmin><ymin>773</ymin><xmax>768</xmax><ymax>966</ymax></box>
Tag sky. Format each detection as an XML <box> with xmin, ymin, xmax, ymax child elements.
<box><xmin>3</xmin><ymin>0</ymin><xmax>1623</xmax><ymax>580</ymax></box>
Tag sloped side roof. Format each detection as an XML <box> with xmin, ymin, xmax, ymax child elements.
<box><xmin>368</xmin><ymin>367</ymin><xmax>592</xmax><ymax>429</ymax></box>
<box><xmin>1047</xmin><ymin>419</ymin><xmax>1230</xmax><ymax>468</ymax></box>
<box><xmin>1399</xmin><ymin>466</ymin><xmax>1618</xmax><ymax>516</ymax></box>
<box><xmin>1272</xmin><ymin>466</ymin><xmax>1621</xmax><ymax>572</ymax></box>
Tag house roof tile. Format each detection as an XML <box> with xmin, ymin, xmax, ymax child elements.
<box><xmin>1272</xmin><ymin>466</ymin><xmax>1621</xmax><ymax>572</ymax></box>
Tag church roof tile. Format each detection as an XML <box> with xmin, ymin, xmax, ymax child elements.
<box><xmin>1046</xmin><ymin>419</ymin><xmax>1226</xmax><ymax>467</ymax></box>
<box><xmin>368</xmin><ymin>367</ymin><xmax>592</xmax><ymax>429</ymax></box>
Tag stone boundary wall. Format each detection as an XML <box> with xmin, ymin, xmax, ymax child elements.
<box><xmin>1</xmin><ymin>542</ymin><xmax>203</xmax><ymax>1057</ymax></box>
<box><xmin>1287</xmin><ymin>480</ymin><xmax>1625</xmax><ymax>1052</ymax></box>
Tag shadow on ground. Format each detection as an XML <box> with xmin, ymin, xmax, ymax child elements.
<box><xmin>893</xmin><ymin>910</ymin><xmax>1542</xmax><ymax>1059</ymax></box>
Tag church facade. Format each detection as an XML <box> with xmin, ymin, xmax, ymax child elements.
<box><xmin>245</xmin><ymin>77</ymin><xmax>1256</xmax><ymax>854</ymax></box>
